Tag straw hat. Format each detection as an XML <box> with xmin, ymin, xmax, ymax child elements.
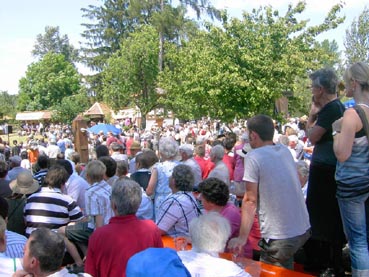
<box><xmin>10</xmin><ymin>171</ymin><xmax>39</xmax><ymax>195</ymax></box>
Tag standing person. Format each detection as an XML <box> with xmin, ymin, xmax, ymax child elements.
<box><xmin>85</xmin><ymin>179</ymin><xmax>163</xmax><ymax>277</ymax></box>
<box><xmin>228</xmin><ymin>115</ymin><xmax>310</xmax><ymax>269</ymax></box>
<box><xmin>333</xmin><ymin>62</ymin><xmax>369</xmax><ymax>277</ymax></box>
<box><xmin>146</xmin><ymin>137</ymin><xmax>179</xmax><ymax>219</ymax></box>
<box><xmin>305</xmin><ymin>68</ymin><xmax>346</xmax><ymax>276</ymax></box>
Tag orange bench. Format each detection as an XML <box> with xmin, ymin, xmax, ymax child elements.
<box><xmin>161</xmin><ymin>236</ymin><xmax>314</xmax><ymax>277</ymax></box>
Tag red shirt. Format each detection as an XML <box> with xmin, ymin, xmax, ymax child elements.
<box><xmin>194</xmin><ymin>156</ymin><xmax>214</xmax><ymax>179</ymax></box>
<box><xmin>85</xmin><ymin>215</ymin><xmax>163</xmax><ymax>277</ymax></box>
<box><xmin>222</xmin><ymin>154</ymin><xmax>235</xmax><ymax>181</ymax></box>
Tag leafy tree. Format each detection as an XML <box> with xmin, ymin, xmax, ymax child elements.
<box><xmin>0</xmin><ymin>91</ymin><xmax>17</xmax><ymax>119</ymax></box>
<box><xmin>32</xmin><ymin>26</ymin><xmax>79</xmax><ymax>63</ymax></box>
<box><xmin>159</xmin><ymin>1</ymin><xmax>344</xmax><ymax>122</ymax></box>
<box><xmin>17</xmin><ymin>53</ymin><xmax>81</xmax><ymax>111</ymax></box>
<box><xmin>344</xmin><ymin>7</ymin><xmax>369</xmax><ymax>64</ymax></box>
<box><xmin>51</xmin><ymin>92</ymin><xmax>90</xmax><ymax>124</ymax></box>
<box><xmin>102</xmin><ymin>26</ymin><xmax>159</xmax><ymax>129</ymax></box>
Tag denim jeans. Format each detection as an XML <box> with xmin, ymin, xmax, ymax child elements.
<box><xmin>259</xmin><ymin>229</ymin><xmax>311</xmax><ymax>270</ymax></box>
<box><xmin>338</xmin><ymin>192</ymin><xmax>369</xmax><ymax>277</ymax></box>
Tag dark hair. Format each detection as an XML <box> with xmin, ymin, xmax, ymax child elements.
<box><xmin>99</xmin><ymin>156</ymin><xmax>117</xmax><ymax>178</ymax></box>
<box><xmin>309</xmin><ymin>68</ymin><xmax>338</xmax><ymax>95</ymax></box>
<box><xmin>56</xmin><ymin>153</ymin><xmax>65</xmax><ymax>160</ymax></box>
<box><xmin>0</xmin><ymin>161</ymin><xmax>8</xmax><ymax>178</ymax></box>
<box><xmin>142</xmin><ymin>149</ymin><xmax>159</xmax><ymax>168</ymax></box>
<box><xmin>29</xmin><ymin>228</ymin><xmax>65</xmax><ymax>272</ymax></box>
<box><xmin>0</xmin><ymin>196</ymin><xmax>9</xmax><ymax>219</ymax></box>
<box><xmin>198</xmin><ymin>178</ymin><xmax>229</xmax><ymax>206</ymax></box>
<box><xmin>55</xmin><ymin>159</ymin><xmax>73</xmax><ymax>176</ymax></box>
<box><xmin>37</xmin><ymin>155</ymin><xmax>49</xmax><ymax>169</ymax></box>
<box><xmin>172</xmin><ymin>164</ymin><xmax>194</xmax><ymax>191</ymax></box>
<box><xmin>43</xmin><ymin>166</ymin><xmax>69</xmax><ymax>189</ymax></box>
<box><xmin>247</xmin><ymin>114</ymin><xmax>274</xmax><ymax>141</ymax></box>
<box><xmin>70</xmin><ymin>152</ymin><xmax>80</xmax><ymax>164</ymax></box>
<box><xmin>223</xmin><ymin>137</ymin><xmax>236</xmax><ymax>151</ymax></box>
<box><xmin>21</xmin><ymin>151</ymin><xmax>28</xmax><ymax>160</ymax></box>
<box><xmin>96</xmin><ymin>145</ymin><xmax>109</xmax><ymax>158</ymax></box>
<box><xmin>135</xmin><ymin>153</ymin><xmax>149</xmax><ymax>169</ymax></box>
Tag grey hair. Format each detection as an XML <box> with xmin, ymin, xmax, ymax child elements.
<box><xmin>172</xmin><ymin>164</ymin><xmax>194</xmax><ymax>191</ymax></box>
<box><xmin>29</xmin><ymin>228</ymin><xmax>65</xmax><ymax>273</ymax></box>
<box><xmin>309</xmin><ymin>68</ymin><xmax>338</xmax><ymax>95</ymax></box>
<box><xmin>111</xmin><ymin>179</ymin><xmax>142</xmax><ymax>215</ymax></box>
<box><xmin>179</xmin><ymin>144</ymin><xmax>194</xmax><ymax>157</ymax></box>
<box><xmin>296</xmin><ymin>160</ymin><xmax>309</xmax><ymax>179</ymax></box>
<box><xmin>86</xmin><ymin>160</ymin><xmax>106</xmax><ymax>183</ymax></box>
<box><xmin>190</xmin><ymin>212</ymin><xmax>231</xmax><ymax>254</ymax></box>
<box><xmin>210</xmin><ymin>145</ymin><xmax>224</xmax><ymax>161</ymax></box>
<box><xmin>159</xmin><ymin>137</ymin><xmax>179</xmax><ymax>159</ymax></box>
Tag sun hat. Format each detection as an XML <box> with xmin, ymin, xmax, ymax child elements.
<box><xmin>9</xmin><ymin>155</ymin><xmax>22</xmax><ymax>165</ymax></box>
<box><xmin>10</xmin><ymin>171</ymin><xmax>39</xmax><ymax>195</ymax></box>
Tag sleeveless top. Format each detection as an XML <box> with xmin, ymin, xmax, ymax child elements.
<box><xmin>336</xmin><ymin>119</ymin><xmax>369</xmax><ymax>198</ymax></box>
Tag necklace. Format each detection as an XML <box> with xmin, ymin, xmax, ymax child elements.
<box><xmin>357</xmin><ymin>103</ymin><xmax>369</xmax><ymax>109</ymax></box>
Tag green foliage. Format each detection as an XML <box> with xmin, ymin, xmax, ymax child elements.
<box><xmin>102</xmin><ymin>25</ymin><xmax>159</xmax><ymax>128</ymax></box>
<box><xmin>17</xmin><ymin>53</ymin><xmax>81</xmax><ymax>111</ymax></box>
<box><xmin>51</xmin><ymin>91</ymin><xmax>90</xmax><ymax>124</ymax></box>
<box><xmin>344</xmin><ymin>7</ymin><xmax>369</xmax><ymax>64</ymax></box>
<box><xmin>159</xmin><ymin>1</ymin><xmax>344</xmax><ymax>122</ymax></box>
<box><xmin>0</xmin><ymin>91</ymin><xmax>17</xmax><ymax>119</ymax></box>
<box><xmin>32</xmin><ymin>26</ymin><xmax>79</xmax><ymax>63</ymax></box>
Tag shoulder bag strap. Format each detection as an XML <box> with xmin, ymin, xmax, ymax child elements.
<box><xmin>354</xmin><ymin>105</ymin><xmax>369</xmax><ymax>141</ymax></box>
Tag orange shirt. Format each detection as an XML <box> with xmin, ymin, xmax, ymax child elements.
<box><xmin>27</xmin><ymin>149</ymin><xmax>39</xmax><ymax>164</ymax></box>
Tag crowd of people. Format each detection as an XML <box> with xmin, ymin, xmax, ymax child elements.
<box><xmin>0</xmin><ymin>62</ymin><xmax>369</xmax><ymax>277</ymax></box>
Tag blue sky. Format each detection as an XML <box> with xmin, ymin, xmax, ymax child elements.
<box><xmin>0</xmin><ymin>0</ymin><xmax>366</xmax><ymax>95</ymax></box>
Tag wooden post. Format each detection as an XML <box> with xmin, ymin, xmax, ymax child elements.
<box><xmin>72</xmin><ymin>115</ymin><xmax>89</xmax><ymax>164</ymax></box>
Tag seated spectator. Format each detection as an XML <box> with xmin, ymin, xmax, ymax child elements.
<box><xmin>156</xmin><ymin>164</ymin><xmax>201</xmax><ymax>237</ymax></box>
<box><xmin>7</xmin><ymin>171</ymin><xmax>40</xmax><ymax>235</ymax></box>
<box><xmin>0</xmin><ymin>196</ymin><xmax>27</xmax><ymax>258</ymax></box>
<box><xmin>13</xmin><ymin>228</ymin><xmax>90</xmax><ymax>277</ymax></box>
<box><xmin>85</xmin><ymin>178</ymin><xmax>162</xmax><ymax>276</ymax></box>
<box><xmin>0</xmin><ymin>160</ymin><xmax>12</xmax><ymax>198</ymax></box>
<box><xmin>59</xmin><ymin>160</ymin><xmax>113</xmax><ymax>273</ymax></box>
<box><xmin>7</xmin><ymin>155</ymin><xmax>29</xmax><ymax>181</ymax></box>
<box><xmin>178</xmin><ymin>212</ymin><xmax>250</xmax><ymax>277</ymax></box>
<box><xmin>198</xmin><ymin>178</ymin><xmax>260</xmax><ymax>259</ymax></box>
<box><xmin>0</xmin><ymin>216</ymin><xmax>23</xmax><ymax>275</ymax></box>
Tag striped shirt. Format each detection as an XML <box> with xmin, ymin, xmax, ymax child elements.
<box><xmin>156</xmin><ymin>191</ymin><xmax>201</xmax><ymax>237</ymax></box>
<box><xmin>5</xmin><ymin>230</ymin><xmax>27</xmax><ymax>258</ymax></box>
<box><xmin>85</xmin><ymin>180</ymin><xmax>113</xmax><ymax>230</ymax></box>
<box><xmin>33</xmin><ymin>169</ymin><xmax>48</xmax><ymax>186</ymax></box>
<box><xmin>24</xmin><ymin>187</ymin><xmax>83</xmax><ymax>236</ymax></box>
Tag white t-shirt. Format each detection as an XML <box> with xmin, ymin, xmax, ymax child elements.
<box><xmin>178</xmin><ymin>250</ymin><xmax>250</xmax><ymax>277</ymax></box>
<box><xmin>243</xmin><ymin>144</ymin><xmax>310</xmax><ymax>240</ymax></box>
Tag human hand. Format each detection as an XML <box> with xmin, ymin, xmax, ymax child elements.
<box><xmin>227</xmin><ymin>237</ymin><xmax>246</xmax><ymax>254</ymax></box>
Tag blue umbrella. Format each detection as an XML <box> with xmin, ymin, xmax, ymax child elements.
<box><xmin>88</xmin><ymin>124</ymin><xmax>121</xmax><ymax>135</ymax></box>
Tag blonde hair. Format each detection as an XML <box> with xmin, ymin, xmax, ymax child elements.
<box><xmin>344</xmin><ymin>62</ymin><xmax>369</xmax><ymax>91</ymax></box>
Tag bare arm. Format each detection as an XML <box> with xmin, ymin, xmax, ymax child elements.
<box><xmin>146</xmin><ymin>167</ymin><xmax>158</xmax><ymax>196</ymax></box>
<box><xmin>228</xmin><ymin>181</ymin><xmax>258</xmax><ymax>252</ymax></box>
<box><xmin>307</xmin><ymin>102</ymin><xmax>326</xmax><ymax>145</ymax></box>
<box><xmin>95</xmin><ymin>215</ymin><xmax>104</xmax><ymax>229</ymax></box>
<box><xmin>333</xmin><ymin>109</ymin><xmax>361</xmax><ymax>163</ymax></box>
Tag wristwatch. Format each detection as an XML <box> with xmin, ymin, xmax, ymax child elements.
<box><xmin>332</xmin><ymin>130</ymin><xmax>340</xmax><ymax>136</ymax></box>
